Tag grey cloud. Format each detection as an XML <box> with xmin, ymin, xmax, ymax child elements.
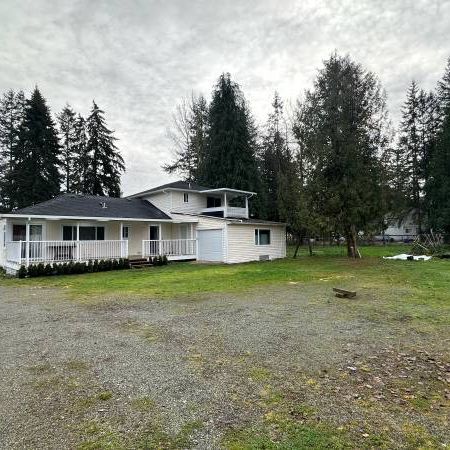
<box><xmin>0</xmin><ymin>0</ymin><xmax>448</xmax><ymax>194</ymax></box>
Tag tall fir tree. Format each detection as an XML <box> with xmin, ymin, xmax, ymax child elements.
<box><xmin>199</xmin><ymin>73</ymin><xmax>260</xmax><ymax>195</ymax></box>
<box><xmin>57</xmin><ymin>104</ymin><xmax>77</xmax><ymax>193</ymax></box>
<box><xmin>163</xmin><ymin>94</ymin><xmax>208</xmax><ymax>181</ymax></box>
<box><xmin>84</xmin><ymin>101</ymin><xmax>124</xmax><ymax>197</ymax></box>
<box><xmin>0</xmin><ymin>90</ymin><xmax>26</xmax><ymax>211</ymax></box>
<box><xmin>10</xmin><ymin>87</ymin><xmax>61</xmax><ymax>208</ymax></box>
<box><xmin>293</xmin><ymin>54</ymin><xmax>390</xmax><ymax>257</ymax></box>
<box><xmin>397</xmin><ymin>82</ymin><xmax>439</xmax><ymax>233</ymax></box>
<box><xmin>71</xmin><ymin>114</ymin><xmax>89</xmax><ymax>194</ymax></box>
<box><xmin>260</xmin><ymin>92</ymin><xmax>296</xmax><ymax>222</ymax></box>
<box><xmin>425</xmin><ymin>57</ymin><xmax>450</xmax><ymax>235</ymax></box>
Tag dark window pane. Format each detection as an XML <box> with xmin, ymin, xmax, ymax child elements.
<box><xmin>254</xmin><ymin>229</ymin><xmax>258</xmax><ymax>245</ymax></box>
<box><xmin>207</xmin><ymin>196</ymin><xmax>221</xmax><ymax>208</ymax></box>
<box><xmin>96</xmin><ymin>227</ymin><xmax>105</xmax><ymax>240</ymax></box>
<box><xmin>63</xmin><ymin>226</ymin><xmax>74</xmax><ymax>241</ymax></box>
<box><xmin>79</xmin><ymin>226</ymin><xmax>96</xmax><ymax>240</ymax></box>
<box><xmin>12</xmin><ymin>225</ymin><xmax>26</xmax><ymax>241</ymax></box>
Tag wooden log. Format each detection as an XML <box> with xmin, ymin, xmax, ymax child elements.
<box><xmin>333</xmin><ymin>288</ymin><xmax>356</xmax><ymax>298</ymax></box>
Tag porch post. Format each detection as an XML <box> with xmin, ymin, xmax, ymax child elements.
<box><xmin>119</xmin><ymin>222</ymin><xmax>123</xmax><ymax>257</ymax></box>
<box><xmin>25</xmin><ymin>221</ymin><xmax>30</xmax><ymax>267</ymax></box>
<box><xmin>224</xmin><ymin>192</ymin><xmax>228</xmax><ymax>218</ymax></box>
<box><xmin>76</xmin><ymin>222</ymin><xmax>80</xmax><ymax>261</ymax></box>
<box><xmin>245</xmin><ymin>196</ymin><xmax>249</xmax><ymax>219</ymax></box>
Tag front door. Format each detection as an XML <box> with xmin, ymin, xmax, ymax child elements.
<box><xmin>149</xmin><ymin>225</ymin><xmax>160</xmax><ymax>241</ymax></box>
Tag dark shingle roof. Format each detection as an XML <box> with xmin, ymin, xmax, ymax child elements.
<box><xmin>8</xmin><ymin>194</ymin><xmax>171</xmax><ymax>220</ymax></box>
<box><xmin>128</xmin><ymin>180</ymin><xmax>210</xmax><ymax>198</ymax></box>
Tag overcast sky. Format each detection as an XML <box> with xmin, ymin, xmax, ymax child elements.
<box><xmin>1</xmin><ymin>0</ymin><xmax>449</xmax><ymax>195</ymax></box>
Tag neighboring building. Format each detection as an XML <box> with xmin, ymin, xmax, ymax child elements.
<box><xmin>375</xmin><ymin>209</ymin><xmax>421</xmax><ymax>242</ymax></box>
<box><xmin>0</xmin><ymin>181</ymin><xmax>286</xmax><ymax>274</ymax></box>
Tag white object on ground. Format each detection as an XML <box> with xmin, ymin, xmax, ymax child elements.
<box><xmin>383</xmin><ymin>254</ymin><xmax>432</xmax><ymax>261</ymax></box>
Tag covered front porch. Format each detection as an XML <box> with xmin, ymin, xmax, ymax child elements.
<box><xmin>2</xmin><ymin>217</ymin><xmax>198</xmax><ymax>272</ymax></box>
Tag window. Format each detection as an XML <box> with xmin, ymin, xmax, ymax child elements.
<box><xmin>183</xmin><ymin>193</ymin><xmax>189</xmax><ymax>203</ymax></box>
<box><xmin>12</xmin><ymin>224</ymin><xmax>26</xmax><ymax>241</ymax></box>
<box><xmin>207</xmin><ymin>196</ymin><xmax>222</xmax><ymax>208</ymax></box>
<box><xmin>63</xmin><ymin>225</ymin><xmax>105</xmax><ymax>241</ymax></box>
<box><xmin>63</xmin><ymin>226</ymin><xmax>76</xmax><ymax>241</ymax></box>
<box><xmin>255</xmin><ymin>229</ymin><xmax>271</xmax><ymax>245</ymax></box>
<box><xmin>122</xmin><ymin>226</ymin><xmax>129</xmax><ymax>239</ymax></box>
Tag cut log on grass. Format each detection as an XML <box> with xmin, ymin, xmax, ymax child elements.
<box><xmin>333</xmin><ymin>288</ymin><xmax>356</xmax><ymax>298</ymax></box>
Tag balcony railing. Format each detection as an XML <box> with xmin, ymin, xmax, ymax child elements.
<box><xmin>142</xmin><ymin>239</ymin><xmax>197</xmax><ymax>258</ymax></box>
<box><xmin>201</xmin><ymin>206</ymin><xmax>248</xmax><ymax>218</ymax></box>
<box><xmin>5</xmin><ymin>240</ymin><xmax>128</xmax><ymax>266</ymax></box>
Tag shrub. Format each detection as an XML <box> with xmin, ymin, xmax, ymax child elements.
<box><xmin>162</xmin><ymin>255</ymin><xmax>168</xmax><ymax>265</ymax></box>
<box><xmin>44</xmin><ymin>264</ymin><xmax>53</xmax><ymax>276</ymax></box>
<box><xmin>87</xmin><ymin>260</ymin><xmax>93</xmax><ymax>273</ymax></box>
<box><xmin>93</xmin><ymin>260</ymin><xmax>99</xmax><ymax>272</ymax></box>
<box><xmin>112</xmin><ymin>259</ymin><xmax>119</xmax><ymax>270</ymax></box>
<box><xmin>123</xmin><ymin>258</ymin><xmax>130</xmax><ymax>269</ymax></box>
<box><xmin>37</xmin><ymin>263</ymin><xmax>45</xmax><ymax>276</ymax></box>
<box><xmin>27</xmin><ymin>264</ymin><xmax>36</xmax><ymax>277</ymax></box>
<box><xmin>18</xmin><ymin>265</ymin><xmax>27</xmax><ymax>278</ymax></box>
<box><xmin>105</xmin><ymin>259</ymin><xmax>112</xmax><ymax>271</ymax></box>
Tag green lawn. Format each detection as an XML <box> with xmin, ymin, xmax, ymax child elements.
<box><xmin>2</xmin><ymin>244</ymin><xmax>449</xmax><ymax>324</ymax></box>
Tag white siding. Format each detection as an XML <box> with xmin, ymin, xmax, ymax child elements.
<box><xmin>143</xmin><ymin>192</ymin><xmax>171</xmax><ymax>214</ymax></box>
<box><xmin>170</xmin><ymin>191</ymin><xmax>207</xmax><ymax>214</ymax></box>
<box><xmin>226</xmin><ymin>224</ymin><xmax>286</xmax><ymax>263</ymax></box>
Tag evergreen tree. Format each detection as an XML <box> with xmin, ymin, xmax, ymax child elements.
<box><xmin>293</xmin><ymin>54</ymin><xmax>390</xmax><ymax>257</ymax></box>
<box><xmin>199</xmin><ymin>73</ymin><xmax>260</xmax><ymax>195</ymax></box>
<box><xmin>260</xmin><ymin>92</ymin><xmax>296</xmax><ymax>222</ymax></box>
<box><xmin>84</xmin><ymin>101</ymin><xmax>124</xmax><ymax>197</ymax></box>
<box><xmin>397</xmin><ymin>82</ymin><xmax>439</xmax><ymax>232</ymax></box>
<box><xmin>425</xmin><ymin>57</ymin><xmax>450</xmax><ymax>235</ymax></box>
<box><xmin>10</xmin><ymin>87</ymin><xmax>61</xmax><ymax>208</ymax></box>
<box><xmin>163</xmin><ymin>94</ymin><xmax>208</xmax><ymax>181</ymax></box>
<box><xmin>0</xmin><ymin>90</ymin><xmax>26</xmax><ymax>210</ymax></box>
<box><xmin>57</xmin><ymin>104</ymin><xmax>77</xmax><ymax>192</ymax></box>
<box><xmin>71</xmin><ymin>114</ymin><xmax>89</xmax><ymax>194</ymax></box>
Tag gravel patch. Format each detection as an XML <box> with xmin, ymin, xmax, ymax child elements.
<box><xmin>0</xmin><ymin>283</ymin><xmax>448</xmax><ymax>449</ymax></box>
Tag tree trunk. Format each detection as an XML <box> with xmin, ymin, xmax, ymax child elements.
<box><xmin>293</xmin><ymin>235</ymin><xmax>301</xmax><ymax>258</ymax></box>
<box><xmin>346</xmin><ymin>225</ymin><xmax>360</xmax><ymax>258</ymax></box>
<box><xmin>308</xmin><ymin>238</ymin><xmax>313</xmax><ymax>256</ymax></box>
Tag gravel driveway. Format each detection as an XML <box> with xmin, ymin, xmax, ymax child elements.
<box><xmin>0</xmin><ymin>283</ymin><xmax>448</xmax><ymax>449</ymax></box>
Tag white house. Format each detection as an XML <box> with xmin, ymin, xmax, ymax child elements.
<box><xmin>0</xmin><ymin>181</ymin><xmax>286</xmax><ymax>274</ymax></box>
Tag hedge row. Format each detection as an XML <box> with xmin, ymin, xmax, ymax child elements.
<box><xmin>17</xmin><ymin>258</ymin><xmax>130</xmax><ymax>278</ymax></box>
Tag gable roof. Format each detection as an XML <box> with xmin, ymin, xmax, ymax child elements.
<box><xmin>127</xmin><ymin>180</ymin><xmax>256</xmax><ymax>198</ymax></box>
<box><xmin>127</xmin><ymin>180</ymin><xmax>211</xmax><ymax>198</ymax></box>
<box><xmin>4</xmin><ymin>194</ymin><xmax>171</xmax><ymax>220</ymax></box>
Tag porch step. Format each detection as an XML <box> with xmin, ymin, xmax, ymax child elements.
<box><xmin>129</xmin><ymin>258</ymin><xmax>152</xmax><ymax>269</ymax></box>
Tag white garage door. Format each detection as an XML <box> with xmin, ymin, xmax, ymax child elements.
<box><xmin>197</xmin><ymin>229</ymin><xmax>224</xmax><ymax>262</ymax></box>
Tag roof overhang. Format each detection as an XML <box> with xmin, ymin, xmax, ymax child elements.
<box><xmin>201</xmin><ymin>188</ymin><xmax>256</xmax><ymax>196</ymax></box>
<box><xmin>0</xmin><ymin>214</ymin><xmax>173</xmax><ymax>222</ymax></box>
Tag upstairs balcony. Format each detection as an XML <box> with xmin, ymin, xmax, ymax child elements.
<box><xmin>201</xmin><ymin>189</ymin><xmax>251</xmax><ymax>219</ymax></box>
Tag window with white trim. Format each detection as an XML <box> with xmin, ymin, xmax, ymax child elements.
<box><xmin>183</xmin><ymin>193</ymin><xmax>189</xmax><ymax>203</ymax></box>
<box><xmin>62</xmin><ymin>225</ymin><xmax>105</xmax><ymax>241</ymax></box>
<box><xmin>254</xmin><ymin>229</ymin><xmax>271</xmax><ymax>245</ymax></box>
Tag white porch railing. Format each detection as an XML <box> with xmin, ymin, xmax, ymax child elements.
<box><xmin>5</xmin><ymin>240</ymin><xmax>128</xmax><ymax>266</ymax></box>
<box><xmin>142</xmin><ymin>239</ymin><xmax>197</xmax><ymax>258</ymax></box>
<box><xmin>226</xmin><ymin>206</ymin><xmax>248</xmax><ymax>218</ymax></box>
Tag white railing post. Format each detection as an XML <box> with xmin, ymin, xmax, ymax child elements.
<box><xmin>25</xmin><ymin>224</ymin><xmax>30</xmax><ymax>267</ymax></box>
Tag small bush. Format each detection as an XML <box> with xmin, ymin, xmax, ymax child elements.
<box><xmin>112</xmin><ymin>259</ymin><xmax>119</xmax><ymax>270</ymax></box>
<box><xmin>162</xmin><ymin>255</ymin><xmax>168</xmax><ymax>265</ymax></box>
<box><xmin>93</xmin><ymin>260</ymin><xmax>99</xmax><ymax>272</ymax></box>
<box><xmin>44</xmin><ymin>264</ymin><xmax>53</xmax><ymax>276</ymax></box>
<box><xmin>18</xmin><ymin>265</ymin><xmax>27</xmax><ymax>278</ymax></box>
<box><xmin>36</xmin><ymin>263</ymin><xmax>45</xmax><ymax>276</ymax></box>
<box><xmin>123</xmin><ymin>258</ymin><xmax>130</xmax><ymax>269</ymax></box>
